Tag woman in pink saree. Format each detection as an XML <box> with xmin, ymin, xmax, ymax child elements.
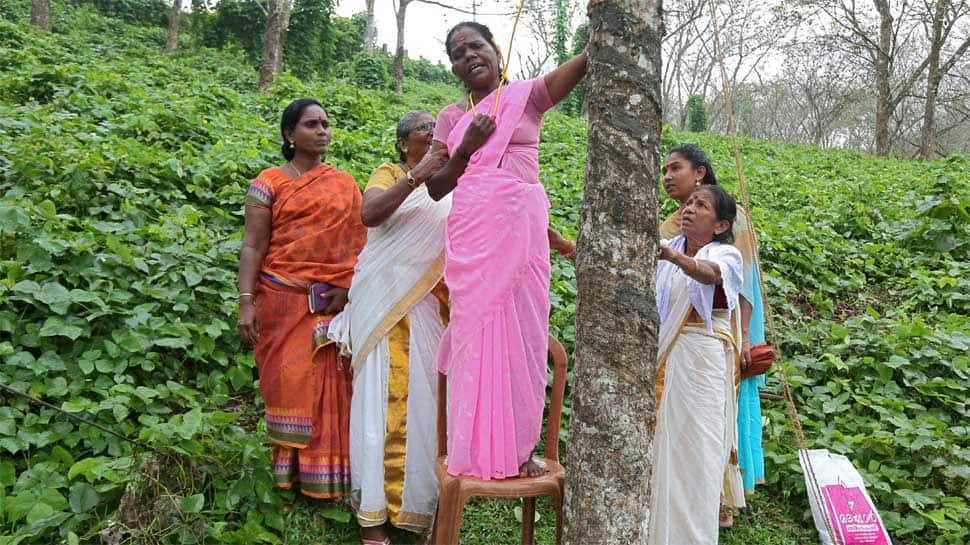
<box><xmin>424</xmin><ymin>22</ymin><xmax>586</xmax><ymax>480</ymax></box>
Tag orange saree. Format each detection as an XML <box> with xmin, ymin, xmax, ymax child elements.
<box><xmin>246</xmin><ymin>164</ymin><xmax>366</xmax><ymax>498</ymax></box>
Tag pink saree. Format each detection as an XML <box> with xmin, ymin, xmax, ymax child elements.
<box><xmin>434</xmin><ymin>79</ymin><xmax>551</xmax><ymax>480</ymax></box>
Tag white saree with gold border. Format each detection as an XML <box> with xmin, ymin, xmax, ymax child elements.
<box><xmin>648</xmin><ymin>235</ymin><xmax>745</xmax><ymax>545</ymax></box>
<box><xmin>329</xmin><ymin>184</ymin><xmax>451</xmax><ymax>533</ymax></box>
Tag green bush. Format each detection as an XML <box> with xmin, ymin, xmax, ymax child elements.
<box><xmin>686</xmin><ymin>94</ymin><xmax>708</xmax><ymax>132</ymax></box>
<box><xmin>352</xmin><ymin>53</ymin><xmax>391</xmax><ymax>90</ymax></box>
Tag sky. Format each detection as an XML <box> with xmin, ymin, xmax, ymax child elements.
<box><xmin>335</xmin><ymin>1</ymin><xmax>550</xmax><ymax>70</ymax></box>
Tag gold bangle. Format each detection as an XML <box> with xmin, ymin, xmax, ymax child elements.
<box><xmin>405</xmin><ymin>171</ymin><xmax>417</xmax><ymax>188</ymax></box>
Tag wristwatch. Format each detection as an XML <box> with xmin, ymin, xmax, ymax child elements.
<box><xmin>406</xmin><ymin>170</ymin><xmax>417</xmax><ymax>188</ymax></box>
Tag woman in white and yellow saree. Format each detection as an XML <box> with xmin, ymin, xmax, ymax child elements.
<box><xmin>329</xmin><ymin>111</ymin><xmax>450</xmax><ymax>545</ymax></box>
<box><xmin>649</xmin><ymin>185</ymin><xmax>746</xmax><ymax>545</ymax></box>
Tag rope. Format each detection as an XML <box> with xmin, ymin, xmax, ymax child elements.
<box><xmin>705</xmin><ymin>1</ymin><xmax>839</xmax><ymax>542</ymax></box>
<box><xmin>469</xmin><ymin>0</ymin><xmax>527</xmax><ymax>117</ymax></box>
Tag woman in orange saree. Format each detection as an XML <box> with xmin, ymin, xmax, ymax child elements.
<box><xmin>236</xmin><ymin>98</ymin><xmax>367</xmax><ymax>499</ymax></box>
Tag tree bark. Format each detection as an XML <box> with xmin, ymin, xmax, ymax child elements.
<box><xmin>165</xmin><ymin>0</ymin><xmax>183</xmax><ymax>53</ymax></box>
<box><xmin>564</xmin><ymin>0</ymin><xmax>663</xmax><ymax>544</ymax></box>
<box><xmin>921</xmin><ymin>1</ymin><xmax>949</xmax><ymax>159</ymax></box>
<box><xmin>30</xmin><ymin>0</ymin><xmax>51</xmax><ymax>31</ymax></box>
<box><xmin>393</xmin><ymin>0</ymin><xmax>412</xmax><ymax>95</ymax></box>
<box><xmin>258</xmin><ymin>0</ymin><xmax>291</xmax><ymax>92</ymax></box>
<box><xmin>874</xmin><ymin>0</ymin><xmax>895</xmax><ymax>156</ymax></box>
<box><xmin>363</xmin><ymin>0</ymin><xmax>377</xmax><ymax>52</ymax></box>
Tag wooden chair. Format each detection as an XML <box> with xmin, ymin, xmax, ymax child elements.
<box><xmin>429</xmin><ymin>335</ymin><xmax>568</xmax><ymax>545</ymax></box>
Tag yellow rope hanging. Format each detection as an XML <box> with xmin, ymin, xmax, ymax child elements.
<box><xmin>705</xmin><ymin>1</ymin><xmax>838</xmax><ymax>542</ymax></box>
<box><xmin>469</xmin><ymin>0</ymin><xmax>527</xmax><ymax>117</ymax></box>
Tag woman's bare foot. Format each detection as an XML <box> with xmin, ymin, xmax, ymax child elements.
<box><xmin>518</xmin><ymin>457</ymin><xmax>548</xmax><ymax>478</ymax></box>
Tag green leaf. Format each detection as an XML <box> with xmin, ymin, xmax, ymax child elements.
<box><xmin>154</xmin><ymin>337</ymin><xmax>190</xmax><ymax>348</ymax></box>
<box><xmin>885</xmin><ymin>355</ymin><xmax>909</xmax><ymax>369</ymax></box>
<box><xmin>226</xmin><ymin>475</ymin><xmax>252</xmax><ymax>509</ymax></box>
<box><xmin>181</xmin><ymin>493</ymin><xmax>204</xmax><ymax>513</ymax></box>
<box><xmin>68</xmin><ymin>458</ymin><xmax>99</xmax><ymax>482</ymax></box>
<box><xmin>68</xmin><ymin>482</ymin><xmax>100</xmax><ymax>513</ymax></box>
<box><xmin>183</xmin><ymin>269</ymin><xmax>203</xmax><ymax>287</ymax></box>
<box><xmin>32</xmin><ymin>282</ymin><xmax>72</xmax><ymax>314</ymax></box>
<box><xmin>38</xmin><ymin>317</ymin><xmax>84</xmax><ymax>340</ymax></box>
<box><xmin>0</xmin><ymin>205</ymin><xmax>31</xmax><ymax>232</ymax></box>
<box><xmin>61</xmin><ymin>398</ymin><xmax>92</xmax><ymax>413</ymax></box>
<box><xmin>319</xmin><ymin>505</ymin><xmax>351</xmax><ymax>523</ymax></box>
<box><xmin>24</xmin><ymin>502</ymin><xmax>55</xmax><ymax>525</ymax></box>
<box><xmin>0</xmin><ymin>460</ymin><xmax>15</xmax><ymax>487</ymax></box>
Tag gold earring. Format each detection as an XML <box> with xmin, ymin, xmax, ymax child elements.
<box><xmin>403</xmin><ymin>147</ymin><xmax>409</xmax><ymax>154</ymax></box>
<box><xmin>695</xmin><ymin>180</ymin><xmax>701</xmax><ymax>187</ymax></box>
<box><xmin>289</xmin><ymin>141</ymin><xmax>295</xmax><ymax>149</ymax></box>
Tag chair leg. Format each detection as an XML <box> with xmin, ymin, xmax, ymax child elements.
<box><xmin>430</xmin><ymin>480</ymin><xmax>464</xmax><ymax>545</ymax></box>
<box><xmin>521</xmin><ymin>497</ymin><xmax>536</xmax><ymax>545</ymax></box>
<box><xmin>553</xmin><ymin>492</ymin><xmax>564</xmax><ymax>545</ymax></box>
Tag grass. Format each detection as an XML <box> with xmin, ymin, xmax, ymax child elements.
<box><xmin>275</xmin><ymin>487</ymin><xmax>817</xmax><ymax>544</ymax></box>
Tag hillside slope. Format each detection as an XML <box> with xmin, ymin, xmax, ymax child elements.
<box><xmin>1</xmin><ymin>4</ymin><xmax>967</xmax><ymax>544</ymax></box>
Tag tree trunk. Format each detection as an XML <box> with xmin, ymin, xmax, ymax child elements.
<box><xmin>30</xmin><ymin>0</ymin><xmax>51</xmax><ymax>31</ymax></box>
<box><xmin>874</xmin><ymin>0</ymin><xmax>894</xmax><ymax>156</ymax></box>
<box><xmin>564</xmin><ymin>0</ymin><xmax>663</xmax><ymax>543</ymax></box>
<box><xmin>258</xmin><ymin>0</ymin><xmax>290</xmax><ymax>92</ymax></box>
<box><xmin>920</xmin><ymin>0</ymin><xmax>948</xmax><ymax>160</ymax></box>
<box><xmin>393</xmin><ymin>0</ymin><xmax>411</xmax><ymax>95</ymax></box>
<box><xmin>363</xmin><ymin>0</ymin><xmax>377</xmax><ymax>52</ymax></box>
<box><xmin>165</xmin><ymin>0</ymin><xmax>182</xmax><ymax>53</ymax></box>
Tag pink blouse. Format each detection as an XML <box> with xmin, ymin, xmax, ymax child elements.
<box><xmin>433</xmin><ymin>77</ymin><xmax>555</xmax><ymax>184</ymax></box>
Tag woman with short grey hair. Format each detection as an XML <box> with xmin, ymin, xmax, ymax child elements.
<box><xmin>330</xmin><ymin>111</ymin><xmax>449</xmax><ymax>545</ymax></box>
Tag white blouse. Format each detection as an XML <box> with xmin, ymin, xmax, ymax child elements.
<box><xmin>656</xmin><ymin>235</ymin><xmax>743</xmax><ymax>332</ymax></box>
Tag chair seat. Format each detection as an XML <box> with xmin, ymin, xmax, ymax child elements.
<box><xmin>435</xmin><ymin>455</ymin><xmax>565</xmax><ymax>499</ymax></box>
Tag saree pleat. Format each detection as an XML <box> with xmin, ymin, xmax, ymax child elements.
<box><xmin>649</xmin><ymin>272</ymin><xmax>740</xmax><ymax>545</ymax></box>
<box><xmin>256</xmin><ymin>278</ymin><xmax>352</xmax><ymax>498</ymax></box>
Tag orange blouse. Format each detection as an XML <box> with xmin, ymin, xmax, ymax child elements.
<box><xmin>246</xmin><ymin>164</ymin><xmax>366</xmax><ymax>288</ymax></box>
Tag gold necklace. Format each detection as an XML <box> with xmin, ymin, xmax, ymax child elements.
<box><xmin>286</xmin><ymin>162</ymin><xmax>306</xmax><ymax>179</ymax></box>
<box><xmin>468</xmin><ymin>79</ymin><xmax>505</xmax><ymax>117</ymax></box>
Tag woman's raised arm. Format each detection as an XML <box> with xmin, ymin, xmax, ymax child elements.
<box><xmin>543</xmin><ymin>51</ymin><xmax>588</xmax><ymax>105</ymax></box>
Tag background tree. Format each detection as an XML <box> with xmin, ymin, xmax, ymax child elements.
<box><xmin>391</xmin><ymin>0</ymin><xmax>413</xmax><ymax>94</ymax></box>
<box><xmin>563</xmin><ymin>20</ymin><xmax>589</xmax><ymax>115</ymax></box>
<box><xmin>257</xmin><ymin>0</ymin><xmax>293</xmax><ymax>91</ymax></box>
<box><xmin>362</xmin><ymin>0</ymin><xmax>376</xmax><ymax>51</ymax></box>
<box><xmin>166</xmin><ymin>0</ymin><xmax>182</xmax><ymax>52</ymax></box>
<box><xmin>918</xmin><ymin>0</ymin><xmax>970</xmax><ymax>158</ymax></box>
<box><xmin>662</xmin><ymin>0</ymin><xmax>795</xmax><ymax>130</ymax></box>
<box><xmin>686</xmin><ymin>93</ymin><xmax>708</xmax><ymax>131</ymax></box>
<box><xmin>30</xmin><ymin>0</ymin><xmax>50</xmax><ymax>30</ymax></box>
<box><xmin>564</xmin><ymin>0</ymin><xmax>662</xmax><ymax>543</ymax></box>
<box><xmin>814</xmin><ymin>0</ymin><xmax>970</xmax><ymax>155</ymax></box>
